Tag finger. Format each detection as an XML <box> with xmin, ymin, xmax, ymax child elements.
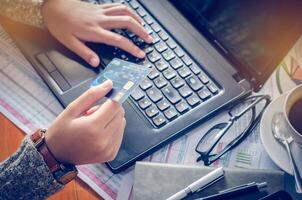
<box><xmin>100</xmin><ymin>3</ymin><xmax>123</xmax><ymax>9</ymax></box>
<box><xmin>85</xmin><ymin>105</ymin><xmax>100</xmax><ymax>116</ymax></box>
<box><xmin>90</xmin><ymin>99</ymin><xmax>124</xmax><ymax>124</ymax></box>
<box><xmin>103</xmin><ymin>4</ymin><xmax>142</xmax><ymax>24</ymax></box>
<box><xmin>66</xmin><ymin>80</ymin><xmax>113</xmax><ymax>117</ymax></box>
<box><xmin>102</xmin><ymin>16</ymin><xmax>152</xmax><ymax>43</ymax></box>
<box><xmin>64</xmin><ymin>36</ymin><xmax>100</xmax><ymax>67</ymax></box>
<box><xmin>89</xmin><ymin>29</ymin><xmax>145</xmax><ymax>58</ymax></box>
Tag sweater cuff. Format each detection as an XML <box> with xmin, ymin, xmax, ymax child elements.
<box><xmin>0</xmin><ymin>136</ymin><xmax>63</xmax><ymax>199</ymax></box>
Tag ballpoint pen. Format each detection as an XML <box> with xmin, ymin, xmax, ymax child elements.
<box><xmin>166</xmin><ymin>167</ymin><xmax>224</xmax><ymax>200</ymax></box>
<box><xmin>199</xmin><ymin>182</ymin><xmax>267</xmax><ymax>200</ymax></box>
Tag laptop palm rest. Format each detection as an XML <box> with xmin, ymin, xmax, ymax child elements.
<box><xmin>36</xmin><ymin>50</ymin><xmax>96</xmax><ymax>92</ymax></box>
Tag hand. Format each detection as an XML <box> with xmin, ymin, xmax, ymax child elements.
<box><xmin>45</xmin><ymin>80</ymin><xmax>126</xmax><ymax>165</ymax></box>
<box><xmin>41</xmin><ymin>0</ymin><xmax>152</xmax><ymax>67</ymax></box>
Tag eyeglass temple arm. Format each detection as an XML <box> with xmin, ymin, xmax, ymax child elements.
<box><xmin>234</xmin><ymin>95</ymin><xmax>270</xmax><ymax>119</ymax></box>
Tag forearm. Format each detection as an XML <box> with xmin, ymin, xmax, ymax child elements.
<box><xmin>0</xmin><ymin>136</ymin><xmax>63</xmax><ymax>200</ymax></box>
<box><xmin>0</xmin><ymin>0</ymin><xmax>45</xmax><ymax>28</ymax></box>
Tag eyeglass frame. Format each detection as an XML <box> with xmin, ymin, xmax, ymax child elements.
<box><xmin>195</xmin><ymin>95</ymin><xmax>271</xmax><ymax>166</ymax></box>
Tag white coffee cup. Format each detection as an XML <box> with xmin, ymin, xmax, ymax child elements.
<box><xmin>283</xmin><ymin>84</ymin><xmax>302</xmax><ymax>147</ymax></box>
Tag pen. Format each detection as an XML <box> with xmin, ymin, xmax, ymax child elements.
<box><xmin>199</xmin><ymin>182</ymin><xmax>267</xmax><ymax>200</ymax></box>
<box><xmin>166</xmin><ymin>167</ymin><xmax>224</xmax><ymax>200</ymax></box>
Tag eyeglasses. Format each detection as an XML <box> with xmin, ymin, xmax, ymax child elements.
<box><xmin>195</xmin><ymin>95</ymin><xmax>271</xmax><ymax>166</ymax></box>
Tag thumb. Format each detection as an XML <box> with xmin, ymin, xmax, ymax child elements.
<box><xmin>67</xmin><ymin>80</ymin><xmax>113</xmax><ymax>117</ymax></box>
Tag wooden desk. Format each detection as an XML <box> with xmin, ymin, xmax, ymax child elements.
<box><xmin>0</xmin><ymin>114</ymin><xmax>102</xmax><ymax>200</ymax></box>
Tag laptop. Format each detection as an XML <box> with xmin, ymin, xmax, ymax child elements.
<box><xmin>1</xmin><ymin>0</ymin><xmax>302</xmax><ymax>173</ymax></box>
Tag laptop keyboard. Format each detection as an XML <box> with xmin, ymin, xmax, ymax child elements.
<box><xmin>88</xmin><ymin>0</ymin><xmax>221</xmax><ymax>127</ymax></box>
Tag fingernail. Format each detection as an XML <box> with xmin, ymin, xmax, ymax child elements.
<box><xmin>89</xmin><ymin>56</ymin><xmax>99</xmax><ymax>67</ymax></box>
<box><xmin>137</xmin><ymin>50</ymin><xmax>145</xmax><ymax>58</ymax></box>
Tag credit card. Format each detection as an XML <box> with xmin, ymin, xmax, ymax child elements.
<box><xmin>91</xmin><ymin>58</ymin><xmax>151</xmax><ymax>103</ymax></box>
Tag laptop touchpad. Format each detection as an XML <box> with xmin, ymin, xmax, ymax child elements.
<box><xmin>42</xmin><ymin>50</ymin><xmax>96</xmax><ymax>87</ymax></box>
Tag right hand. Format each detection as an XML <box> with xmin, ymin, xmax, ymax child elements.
<box><xmin>45</xmin><ymin>80</ymin><xmax>126</xmax><ymax>165</ymax></box>
<box><xmin>42</xmin><ymin>0</ymin><xmax>152</xmax><ymax>67</ymax></box>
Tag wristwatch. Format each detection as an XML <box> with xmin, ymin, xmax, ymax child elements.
<box><xmin>30</xmin><ymin>129</ymin><xmax>78</xmax><ymax>185</ymax></box>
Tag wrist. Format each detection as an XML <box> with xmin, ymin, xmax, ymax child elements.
<box><xmin>44</xmin><ymin>127</ymin><xmax>65</xmax><ymax>164</ymax></box>
<box><xmin>31</xmin><ymin>129</ymin><xmax>78</xmax><ymax>184</ymax></box>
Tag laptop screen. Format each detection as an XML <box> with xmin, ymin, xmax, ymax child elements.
<box><xmin>170</xmin><ymin>0</ymin><xmax>302</xmax><ymax>88</ymax></box>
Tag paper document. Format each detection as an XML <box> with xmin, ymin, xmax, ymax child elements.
<box><xmin>0</xmin><ymin>24</ymin><xmax>300</xmax><ymax>200</ymax></box>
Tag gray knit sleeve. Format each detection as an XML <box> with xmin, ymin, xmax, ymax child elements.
<box><xmin>0</xmin><ymin>0</ymin><xmax>45</xmax><ymax>28</ymax></box>
<box><xmin>0</xmin><ymin>136</ymin><xmax>63</xmax><ymax>200</ymax></box>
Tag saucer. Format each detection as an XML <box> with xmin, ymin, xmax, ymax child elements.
<box><xmin>260</xmin><ymin>93</ymin><xmax>302</xmax><ymax>175</ymax></box>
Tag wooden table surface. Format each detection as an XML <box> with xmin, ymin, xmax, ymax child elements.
<box><xmin>0</xmin><ymin>113</ymin><xmax>102</xmax><ymax>200</ymax></box>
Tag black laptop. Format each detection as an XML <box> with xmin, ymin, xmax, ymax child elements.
<box><xmin>1</xmin><ymin>0</ymin><xmax>301</xmax><ymax>173</ymax></box>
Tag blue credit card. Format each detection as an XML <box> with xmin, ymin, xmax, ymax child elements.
<box><xmin>91</xmin><ymin>58</ymin><xmax>151</xmax><ymax>103</ymax></box>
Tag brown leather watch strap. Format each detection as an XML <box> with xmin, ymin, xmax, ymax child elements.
<box><xmin>30</xmin><ymin>129</ymin><xmax>60</xmax><ymax>173</ymax></box>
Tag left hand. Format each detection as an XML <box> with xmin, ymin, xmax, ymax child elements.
<box><xmin>41</xmin><ymin>0</ymin><xmax>152</xmax><ymax>67</ymax></box>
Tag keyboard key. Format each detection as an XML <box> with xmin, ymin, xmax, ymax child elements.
<box><xmin>125</xmin><ymin>30</ymin><xmax>136</xmax><ymax>38</ymax></box>
<box><xmin>178</xmin><ymin>85</ymin><xmax>193</xmax><ymax>98</ymax></box>
<box><xmin>151</xmin><ymin>23</ymin><xmax>161</xmax><ymax>33</ymax></box>
<box><xmin>174</xmin><ymin>48</ymin><xmax>185</xmax><ymax>58</ymax></box>
<box><xmin>145</xmin><ymin>105</ymin><xmax>159</xmax><ymax>118</ymax></box>
<box><xmin>153</xmin><ymin>76</ymin><xmax>168</xmax><ymax>88</ymax></box>
<box><xmin>198</xmin><ymin>72</ymin><xmax>210</xmax><ymax>84</ymax></box>
<box><xmin>140</xmin><ymin>78</ymin><xmax>153</xmax><ymax>90</ymax></box>
<box><xmin>175</xmin><ymin>101</ymin><xmax>190</xmax><ymax>113</ymax></box>
<box><xmin>143</xmin><ymin>24</ymin><xmax>154</xmax><ymax>35</ymax></box>
<box><xmin>131</xmin><ymin>87</ymin><xmax>145</xmax><ymax>101</ymax></box>
<box><xmin>198</xmin><ymin>87</ymin><xmax>211</xmax><ymax>100</ymax></box>
<box><xmin>139</xmin><ymin>97</ymin><xmax>152</xmax><ymax>109</ymax></box>
<box><xmin>158</xmin><ymin>31</ymin><xmax>169</xmax><ymax>41</ymax></box>
<box><xmin>144</xmin><ymin>46</ymin><xmax>154</xmax><ymax>54</ymax></box>
<box><xmin>164</xmin><ymin>107</ymin><xmax>178</xmax><ymax>120</ymax></box>
<box><xmin>190</xmin><ymin>63</ymin><xmax>202</xmax><ymax>75</ymax></box>
<box><xmin>166</xmin><ymin>39</ymin><xmax>177</xmax><ymax>49</ymax></box>
<box><xmin>147</xmin><ymin>87</ymin><xmax>163</xmax><ymax>102</ymax></box>
<box><xmin>207</xmin><ymin>82</ymin><xmax>219</xmax><ymax>94</ymax></box>
<box><xmin>162</xmin><ymin>49</ymin><xmax>176</xmax><ymax>61</ymax></box>
<box><xmin>150</xmin><ymin>32</ymin><xmax>160</xmax><ymax>44</ymax></box>
<box><xmin>170</xmin><ymin>58</ymin><xmax>183</xmax><ymax>70</ymax></box>
<box><xmin>163</xmin><ymin>68</ymin><xmax>177</xmax><ymax>80</ymax></box>
<box><xmin>133</xmin><ymin>36</ymin><xmax>145</xmax><ymax>47</ymax></box>
<box><xmin>129</xmin><ymin>0</ymin><xmax>140</xmax><ymax>9</ymax></box>
<box><xmin>162</xmin><ymin>85</ymin><xmax>182</xmax><ymax>104</ymax></box>
<box><xmin>155</xmin><ymin>60</ymin><xmax>169</xmax><ymax>71</ymax></box>
<box><xmin>170</xmin><ymin>76</ymin><xmax>185</xmax><ymax>89</ymax></box>
<box><xmin>144</xmin><ymin>15</ymin><xmax>154</xmax><ymax>25</ymax></box>
<box><xmin>153</xmin><ymin>114</ymin><xmax>167</xmax><ymax>127</ymax></box>
<box><xmin>178</xmin><ymin>66</ymin><xmax>192</xmax><ymax>78</ymax></box>
<box><xmin>157</xmin><ymin>99</ymin><xmax>170</xmax><ymax>111</ymax></box>
<box><xmin>148</xmin><ymin>68</ymin><xmax>160</xmax><ymax>80</ymax></box>
<box><xmin>141</xmin><ymin>60</ymin><xmax>152</xmax><ymax>68</ymax></box>
<box><xmin>147</xmin><ymin>51</ymin><xmax>161</xmax><ymax>63</ymax></box>
<box><xmin>186</xmin><ymin>94</ymin><xmax>201</xmax><ymax>107</ymax></box>
<box><xmin>154</xmin><ymin>41</ymin><xmax>168</xmax><ymax>53</ymax></box>
<box><xmin>186</xmin><ymin>75</ymin><xmax>203</xmax><ymax>91</ymax></box>
<box><xmin>182</xmin><ymin>55</ymin><xmax>193</xmax><ymax>66</ymax></box>
<box><xmin>137</xmin><ymin>7</ymin><xmax>147</xmax><ymax>17</ymax></box>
